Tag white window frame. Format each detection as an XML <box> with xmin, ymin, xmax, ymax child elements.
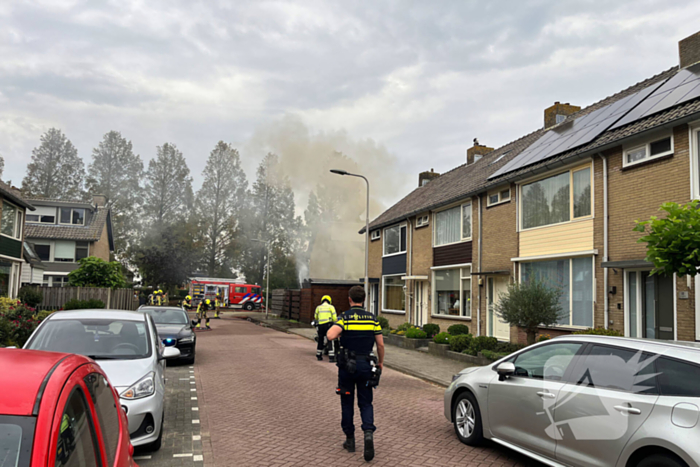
<box><xmin>26</xmin><ymin>206</ymin><xmax>57</xmax><ymax>224</ymax></box>
<box><xmin>381</xmin><ymin>273</ymin><xmax>406</xmax><ymax>314</ymax></box>
<box><xmin>517</xmin><ymin>256</ymin><xmax>595</xmax><ymax>329</ymax></box>
<box><xmin>622</xmin><ymin>134</ymin><xmax>674</xmax><ymax>168</ymax></box>
<box><xmin>624</xmin><ymin>269</ymin><xmax>678</xmax><ymax>341</ymax></box>
<box><xmin>58</xmin><ymin>207</ymin><xmax>86</xmax><ymax>226</ymax></box>
<box><xmin>518</xmin><ymin>163</ymin><xmax>594</xmax><ymax>232</ymax></box>
<box><xmin>690</xmin><ymin>121</ymin><xmax>700</xmax><ymax>201</ymax></box>
<box><xmin>416</xmin><ymin>214</ymin><xmax>429</xmax><ymax>228</ymax></box>
<box><xmin>487</xmin><ymin>186</ymin><xmax>511</xmax><ymax>207</ymax></box>
<box><xmin>431</xmin><ymin>264</ymin><xmax>472</xmax><ymax>320</ymax></box>
<box><xmin>370</xmin><ymin>230</ymin><xmax>381</xmax><ymax>241</ymax></box>
<box><xmin>1</xmin><ymin>200</ymin><xmax>23</xmax><ymax>240</ymax></box>
<box><xmin>433</xmin><ymin>202</ymin><xmax>472</xmax><ymax>247</ymax></box>
<box><xmin>382</xmin><ymin>224</ymin><xmax>407</xmax><ymax>257</ymax></box>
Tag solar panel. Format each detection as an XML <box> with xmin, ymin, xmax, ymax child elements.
<box><xmin>490</xmin><ymin>79</ymin><xmax>668</xmax><ymax>179</ymax></box>
<box><xmin>609</xmin><ymin>63</ymin><xmax>700</xmax><ymax>130</ymax></box>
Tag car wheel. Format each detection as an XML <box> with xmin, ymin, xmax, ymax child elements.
<box><xmin>636</xmin><ymin>454</ymin><xmax>687</xmax><ymax>467</ymax></box>
<box><xmin>453</xmin><ymin>391</ymin><xmax>483</xmax><ymax>446</ymax></box>
<box><xmin>244</xmin><ymin>302</ymin><xmax>254</xmax><ymax>311</ymax></box>
<box><xmin>185</xmin><ymin>347</ymin><xmax>196</xmax><ymax>365</ymax></box>
<box><xmin>146</xmin><ymin>413</ymin><xmax>164</xmax><ymax>451</ymax></box>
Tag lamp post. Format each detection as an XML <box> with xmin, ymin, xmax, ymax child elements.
<box><xmin>330</xmin><ymin>169</ymin><xmax>371</xmax><ymax>314</ymax></box>
<box><xmin>252</xmin><ymin>238</ymin><xmax>271</xmax><ymax>320</ymax></box>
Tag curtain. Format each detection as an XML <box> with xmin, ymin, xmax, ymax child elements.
<box><xmin>522</xmin><ymin>172</ymin><xmax>570</xmax><ymax>229</ymax></box>
<box><xmin>435</xmin><ymin>269</ymin><xmax>459</xmax><ymax>315</ymax></box>
<box><xmin>435</xmin><ymin>207</ymin><xmax>460</xmax><ymax>245</ymax></box>
<box><xmin>462</xmin><ymin>204</ymin><xmax>472</xmax><ymax>239</ymax></box>
<box><xmin>573</xmin><ymin>168</ymin><xmax>591</xmax><ymax>218</ymax></box>
<box><xmin>522</xmin><ymin>259</ymin><xmax>570</xmax><ymax>324</ymax></box>
<box><xmin>571</xmin><ymin>257</ymin><xmax>593</xmax><ymax>327</ymax></box>
<box><xmin>383</xmin><ymin>276</ymin><xmax>405</xmax><ymax>311</ymax></box>
<box><xmin>1</xmin><ymin>202</ymin><xmax>15</xmax><ymax>237</ymax></box>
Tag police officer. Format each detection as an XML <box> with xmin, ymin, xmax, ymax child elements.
<box><xmin>327</xmin><ymin>286</ymin><xmax>385</xmax><ymax>462</ymax></box>
<box><xmin>314</xmin><ymin>295</ymin><xmax>338</xmax><ymax>362</ymax></box>
<box><xmin>196</xmin><ymin>298</ymin><xmax>212</xmax><ymax>329</ymax></box>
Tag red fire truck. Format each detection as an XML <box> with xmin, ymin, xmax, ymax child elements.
<box><xmin>189</xmin><ymin>278</ymin><xmax>263</xmax><ymax>310</ymax></box>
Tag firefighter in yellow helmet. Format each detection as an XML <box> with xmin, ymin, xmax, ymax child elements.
<box><xmin>196</xmin><ymin>298</ymin><xmax>213</xmax><ymax>330</ymax></box>
<box><xmin>148</xmin><ymin>291</ymin><xmax>155</xmax><ymax>306</ymax></box>
<box><xmin>214</xmin><ymin>292</ymin><xmax>222</xmax><ymax>319</ymax></box>
<box><xmin>182</xmin><ymin>295</ymin><xmax>194</xmax><ymax>312</ymax></box>
<box><xmin>314</xmin><ymin>295</ymin><xmax>338</xmax><ymax>362</ymax></box>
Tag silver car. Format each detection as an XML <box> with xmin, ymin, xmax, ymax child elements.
<box><xmin>445</xmin><ymin>335</ymin><xmax>700</xmax><ymax>467</ymax></box>
<box><xmin>24</xmin><ymin>309</ymin><xmax>180</xmax><ymax>450</ymax></box>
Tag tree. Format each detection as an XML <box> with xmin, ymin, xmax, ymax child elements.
<box><xmin>143</xmin><ymin>143</ymin><xmax>193</xmax><ymax>225</ymax></box>
<box><xmin>86</xmin><ymin>131</ymin><xmax>144</xmax><ymax>251</ymax></box>
<box><xmin>495</xmin><ymin>279</ymin><xmax>565</xmax><ymax>345</ymax></box>
<box><xmin>195</xmin><ymin>142</ymin><xmax>248</xmax><ymax>276</ymax></box>
<box><xmin>634</xmin><ymin>200</ymin><xmax>700</xmax><ymax>277</ymax></box>
<box><xmin>68</xmin><ymin>257</ymin><xmax>127</xmax><ymax>288</ymax></box>
<box><xmin>0</xmin><ymin>153</ymin><xmax>4</xmax><ymax>180</ymax></box>
<box><xmin>22</xmin><ymin>128</ymin><xmax>85</xmax><ymax>199</ymax></box>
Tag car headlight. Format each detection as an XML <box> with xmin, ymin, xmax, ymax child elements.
<box><xmin>451</xmin><ymin>374</ymin><xmax>460</xmax><ymax>382</ymax></box>
<box><xmin>178</xmin><ymin>336</ymin><xmax>194</xmax><ymax>343</ymax></box>
<box><xmin>121</xmin><ymin>372</ymin><xmax>155</xmax><ymax>400</ymax></box>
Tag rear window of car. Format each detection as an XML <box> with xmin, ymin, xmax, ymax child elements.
<box><xmin>656</xmin><ymin>357</ymin><xmax>700</xmax><ymax>397</ymax></box>
<box><xmin>0</xmin><ymin>416</ymin><xmax>35</xmax><ymax>467</ymax></box>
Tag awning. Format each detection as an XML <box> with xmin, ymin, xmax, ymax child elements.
<box><xmin>601</xmin><ymin>259</ymin><xmax>653</xmax><ymax>269</ymax></box>
<box><xmin>471</xmin><ymin>270</ymin><xmax>510</xmax><ymax>276</ymax></box>
<box><xmin>401</xmin><ymin>275</ymin><xmax>429</xmax><ymax>281</ymax></box>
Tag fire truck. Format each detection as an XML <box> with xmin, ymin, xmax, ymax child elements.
<box><xmin>188</xmin><ymin>278</ymin><xmax>263</xmax><ymax>310</ymax></box>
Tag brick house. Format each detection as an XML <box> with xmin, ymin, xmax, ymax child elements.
<box><xmin>365</xmin><ymin>30</ymin><xmax>700</xmax><ymax>343</ymax></box>
<box><xmin>23</xmin><ymin>195</ymin><xmax>114</xmax><ymax>287</ymax></box>
<box><xmin>0</xmin><ymin>182</ymin><xmax>35</xmax><ymax>298</ymax></box>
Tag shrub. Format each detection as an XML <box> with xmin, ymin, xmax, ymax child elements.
<box><xmin>18</xmin><ymin>287</ymin><xmax>43</xmax><ymax>308</ymax></box>
<box><xmin>447</xmin><ymin>324</ymin><xmax>470</xmax><ymax>336</ymax></box>
<box><xmin>0</xmin><ymin>302</ymin><xmax>39</xmax><ymax>347</ymax></box>
<box><xmin>377</xmin><ymin>316</ymin><xmax>390</xmax><ymax>330</ymax></box>
<box><xmin>433</xmin><ymin>331</ymin><xmax>451</xmax><ymax>345</ymax></box>
<box><xmin>396</xmin><ymin>330</ymin><xmax>405</xmax><ymax>336</ymax></box>
<box><xmin>36</xmin><ymin>310</ymin><xmax>54</xmax><ymax>322</ymax></box>
<box><xmin>390</xmin><ymin>329</ymin><xmax>397</xmax><ymax>334</ymax></box>
<box><xmin>448</xmin><ymin>334</ymin><xmax>473</xmax><ymax>353</ymax></box>
<box><xmin>381</xmin><ymin>327</ymin><xmax>390</xmax><ymax>336</ymax></box>
<box><xmin>396</xmin><ymin>322</ymin><xmax>413</xmax><ymax>333</ymax></box>
<box><xmin>573</xmin><ymin>327</ymin><xmax>624</xmax><ymax>336</ymax></box>
<box><xmin>537</xmin><ymin>333</ymin><xmax>552</xmax><ymax>342</ymax></box>
<box><xmin>495</xmin><ymin>341</ymin><xmax>524</xmax><ymax>354</ymax></box>
<box><xmin>68</xmin><ymin>257</ymin><xmax>127</xmax><ymax>288</ymax></box>
<box><xmin>481</xmin><ymin>350</ymin><xmax>510</xmax><ymax>361</ymax></box>
<box><xmin>467</xmin><ymin>336</ymin><xmax>498</xmax><ymax>356</ymax></box>
<box><xmin>405</xmin><ymin>328</ymin><xmax>427</xmax><ymax>339</ymax></box>
<box><xmin>422</xmin><ymin>323</ymin><xmax>440</xmax><ymax>338</ymax></box>
<box><xmin>62</xmin><ymin>299</ymin><xmax>106</xmax><ymax>311</ymax></box>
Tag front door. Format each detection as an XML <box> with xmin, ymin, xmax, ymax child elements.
<box><xmin>626</xmin><ymin>271</ymin><xmax>674</xmax><ymax>340</ymax></box>
<box><xmin>488</xmin><ymin>276</ymin><xmax>510</xmax><ymax>341</ymax></box>
<box><xmin>413</xmin><ymin>281</ymin><xmax>429</xmax><ymax>327</ymax></box>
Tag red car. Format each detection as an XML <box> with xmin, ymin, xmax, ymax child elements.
<box><xmin>0</xmin><ymin>348</ymin><xmax>138</xmax><ymax>467</ymax></box>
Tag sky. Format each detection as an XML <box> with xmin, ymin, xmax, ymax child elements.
<box><xmin>1</xmin><ymin>0</ymin><xmax>699</xmax><ymax>217</ymax></box>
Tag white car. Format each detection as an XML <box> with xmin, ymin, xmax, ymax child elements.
<box><xmin>24</xmin><ymin>309</ymin><xmax>180</xmax><ymax>450</ymax></box>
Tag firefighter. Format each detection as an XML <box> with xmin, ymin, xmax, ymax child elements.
<box><xmin>196</xmin><ymin>299</ymin><xmax>213</xmax><ymax>330</ymax></box>
<box><xmin>214</xmin><ymin>293</ymin><xmax>222</xmax><ymax>319</ymax></box>
<box><xmin>148</xmin><ymin>291</ymin><xmax>155</xmax><ymax>306</ymax></box>
<box><xmin>182</xmin><ymin>295</ymin><xmax>194</xmax><ymax>311</ymax></box>
<box><xmin>314</xmin><ymin>295</ymin><xmax>338</xmax><ymax>362</ymax></box>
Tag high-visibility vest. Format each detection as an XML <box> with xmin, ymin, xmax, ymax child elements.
<box><xmin>314</xmin><ymin>303</ymin><xmax>337</xmax><ymax>325</ymax></box>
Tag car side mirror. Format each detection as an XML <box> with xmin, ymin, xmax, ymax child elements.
<box><xmin>163</xmin><ymin>346</ymin><xmax>181</xmax><ymax>360</ymax></box>
<box><xmin>191</xmin><ymin>320</ymin><xmax>197</xmax><ymax>328</ymax></box>
<box><xmin>496</xmin><ymin>362</ymin><xmax>515</xmax><ymax>381</ymax></box>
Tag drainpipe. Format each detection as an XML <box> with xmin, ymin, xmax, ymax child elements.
<box><xmin>406</xmin><ymin>217</ymin><xmax>413</xmax><ymax>324</ymax></box>
<box><xmin>599</xmin><ymin>153</ymin><xmax>609</xmax><ymax>330</ymax></box>
<box><xmin>477</xmin><ymin>195</ymin><xmax>482</xmax><ymax>337</ymax></box>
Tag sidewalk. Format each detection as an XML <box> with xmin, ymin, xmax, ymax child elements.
<box><xmin>231</xmin><ymin>311</ymin><xmax>471</xmax><ymax>387</ymax></box>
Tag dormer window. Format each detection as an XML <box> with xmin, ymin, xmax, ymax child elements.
<box><xmin>623</xmin><ymin>135</ymin><xmax>673</xmax><ymax>167</ymax></box>
<box><xmin>59</xmin><ymin>208</ymin><xmax>85</xmax><ymax>226</ymax></box>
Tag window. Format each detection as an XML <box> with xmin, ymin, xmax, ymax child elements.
<box><xmin>59</xmin><ymin>208</ymin><xmax>86</xmax><ymax>226</ymax></box>
<box><xmin>1</xmin><ymin>202</ymin><xmax>22</xmax><ymax>239</ymax></box>
<box><xmin>383</xmin><ymin>224</ymin><xmax>406</xmax><ymax>256</ymax></box>
<box><xmin>48</xmin><ymin>276</ymin><xmax>70</xmax><ymax>287</ymax></box>
<box><xmin>0</xmin><ymin>262</ymin><xmax>11</xmax><ymax>298</ymax></box>
<box><xmin>54</xmin><ymin>241</ymin><xmax>75</xmax><ymax>262</ymax></box>
<box><xmin>521</xmin><ymin>257</ymin><xmax>593</xmax><ymax>327</ymax></box>
<box><xmin>35</xmin><ymin>244</ymin><xmax>51</xmax><ymax>262</ymax></box>
<box><xmin>75</xmin><ymin>242</ymin><xmax>89</xmax><ymax>261</ymax></box>
<box><xmin>656</xmin><ymin>357</ymin><xmax>700</xmax><ymax>397</ymax></box>
<box><xmin>370</xmin><ymin>230</ymin><xmax>381</xmax><ymax>241</ymax></box>
<box><xmin>570</xmin><ymin>345</ymin><xmax>657</xmax><ymax>394</ymax></box>
<box><xmin>520</xmin><ymin>166</ymin><xmax>592</xmax><ymax>230</ymax></box>
<box><xmin>84</xmin><ymin>373</ymin><xmax>120</xmax><ymax>467</ymax></box>
<box><xmin>555</xmin><ymin>114</ymin><xmax>567</xmax><ymax>124</ymax></box>
<box><xmin>623</xmin><ymin>135</ymin><xmax>673</xmax><ymax>167</ymax></box>
<box><xmin>26</xmin><ymin>206</ymin><xmax>56</xmax><ymax>224</ymax></box>
<box><xmin>433</xmin><ymin>267</ymin><xmax>471</xmax><ymax>318</ymax></box>
<box><xmin>487</xmin><ymin>188</ymin><xmax>511</xmax><ymax>206</ymax></box>
<box><xmin>235</xmin><ymin>286</ymin><xmax>246</xmax><ymax>293</ymax></box>
<box><xmin>416</xmin><ymin>215</ymin><xmax>429</xmax><ymax>228</ymax></box>
<box><xmin>382</xmin><ymin>275</ymin><xmax>405</xmax><ymax>312</ymax></box>
<box><xmin>55</xmin><ymin>388</ymin><xmax>99</xmax><ymax>467</ymax></box>
<box><xmin>434</xmin><ymin>203</ymin><xmax>471</xmax><ymax>246</ymax></box>
<box><xmin>510</xmin><ymin>342</ymin><xmax>582</xmax><ymax>380</ymax></box>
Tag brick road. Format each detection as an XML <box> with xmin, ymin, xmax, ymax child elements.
<box><xmin>193</xmin><ymin>317</ymin><xmax>543</xmax><ymax>467</ymax></box>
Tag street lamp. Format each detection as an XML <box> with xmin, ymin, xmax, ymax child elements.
<box><xmin>252</xmin><ymin>238</ymin><xmax>271</xmax><ymax>320</ymax></box>
<box><xmin>330</xmin><ymin>169</ymin><xmax>371</xmax><ymax>313</ymax></box>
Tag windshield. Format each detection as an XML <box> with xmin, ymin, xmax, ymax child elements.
<box><xmin>0</xmin><ymin>416</ymin><xmax>35</xmax><ymax>467</ymax></box>
<box><xmin>253</xmin><ymin>287</ymin><xmax>261</xmax><ymax>295</ymax></box>
<box><xmin>142</xmin><ymin>308</ymin><xmax>188</xmax><ymax>325</ymax></box>
<box><xmin>26</xmin><ymin>318</ymin><xmax>152</xmax><ymax>360</ymax></box>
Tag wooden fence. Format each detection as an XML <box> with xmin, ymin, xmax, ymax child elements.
<box><xmin>29</xmin><ymin>287</ymin><xmax>139</xmax><ymax>311</ymax></box>
<box><xmin>269</xmin><ymin>289</ymin><xmax>301</xmax><ymax>320</ymax></box>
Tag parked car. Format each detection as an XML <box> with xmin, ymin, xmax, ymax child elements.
<box><xmin>23</xmin><ymin>309</ymin><xmax>180</xmax><ymax>451</ymax></box>
<box><xmin>139</xmin><ymin>306</ymin><xmax>196</xmax><ymax>364</ymax></box>
<box><xmin>445</xmin><ymin>335</ymin><xmax>700</xmax><ymax>467</ymax></box>
<box><xmin>0</xmin><ymin>348</ymin><xmax>138</xmax><ymax>466</ymax></box>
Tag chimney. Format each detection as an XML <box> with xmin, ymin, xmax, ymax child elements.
<box><xmin>544</xmin><ymin>101</ymin><xmax>581</xmax><ymax>129</ymax></box>
<box><xmin>680</xmin><ymin>30</ymin><xmax>700</xmax><ymax>69</ymax></box>
<box><xmin>93</xmin><ymin>194</ymin><xmax>107</xmax><ymax>207</ymax></box>
<box><xmin>418</xmin><ymin>168</ymin><xmax>440</xmax><ymax>187</ymax></box>
<box><xmin>466</xmin><ymin>139</ymin><xmax>493</xmax><ymax>165</ymax></box>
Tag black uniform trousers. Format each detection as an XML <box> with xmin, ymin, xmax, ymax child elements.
<box><xmin>317</xmin><ymin>323</ymin><xmax>331</xmax><ymax>353</ymax></box>
<box><xmin>338</xmin><ymin>360</ymin><xmax>375</xmax><ymax>435</ymax></box>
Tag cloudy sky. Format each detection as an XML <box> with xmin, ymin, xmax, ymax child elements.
<box><xmin>1</xmin><ymin>0</ymin><xmax>699</xmax><ymax>213</ymax></box>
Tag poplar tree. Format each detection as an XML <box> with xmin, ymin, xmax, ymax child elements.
<box><xmin>22</xmin><ymin>128</ymin><xmax>85</xmax><ymax>199</ymax></box>
<box><xmin>143</xmin><ymin>143</ymin><xmax>193</xmax><ymax>225</ymax></box>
